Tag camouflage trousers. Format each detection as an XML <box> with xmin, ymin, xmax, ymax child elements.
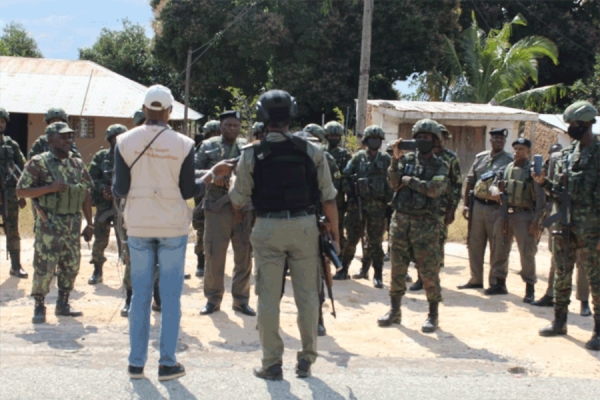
<box><xmin>90</xmin><ymin>206</ymin><xmax>121</xmax><ymax>265</ymax></box>
<box><xmin>552</xmin><ymin>215</ymin><xmax>600</xmax><ymax>316</ymax></box>
<box><xmin>192</xmin><ymin>197</ymin><xmax>205</xmax><ymax>255</ymax></box>
<box><xmin>336</xmin><ymin>193</ymin><xmax>347</xmax><ymax>251</ymax></box>
<box><xmin>341</xmin><ymin>200</ymin><xmax>387</xmax><ymax>268</ymax></box>
<box><xmin>1</xmin><ymin>188</ymin><xmax>21</xmax><ymax>252</ymax></box>
<box><xmin>390</xmin><ymin>212</ymin><xmax>443</xmax><ymax>303</ymax></box>
<box><xmin>31</xmin><ymin>213</ymin><xmax>82</xmax><ymax>297</ymax></box>
<box><xmin>438</xmin><ymin>216</ymin><xmax>448</xmax><ymax>268</ymax></box>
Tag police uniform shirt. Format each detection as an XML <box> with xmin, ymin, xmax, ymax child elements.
<box><xmin>229</xmin><ymin>132</ymin><xmax>338</xmax><ymax>208</ymax></box>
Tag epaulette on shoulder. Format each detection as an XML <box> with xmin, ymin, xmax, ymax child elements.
<box><xmin>241</xmin><ymin>141</ymin><xmax>258</xmax><ymax>150</ymax></box>
<box><xmin>236</xmin><ymin>137</ymin><xmax>248</xmax><ymax>145</ymax></box>
<box><xmin>475</xmin><ymin>150</ymin><xmax>489</xmax><ymax>158</ymax></box>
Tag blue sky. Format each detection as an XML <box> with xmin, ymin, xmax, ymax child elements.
<box><xmin>0</xmin><ymin>0</ymin><xmax>154</xmax><ymax>60</ymax></box>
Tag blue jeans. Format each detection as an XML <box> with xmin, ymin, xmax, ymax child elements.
<box><xmin>128</xmin><ymin>235</ymin><xmax>187</xmax><ymax>367</ymax></box>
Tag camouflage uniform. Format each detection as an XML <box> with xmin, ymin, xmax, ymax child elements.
<box><xmin>540</xmin><ymin>140</ymin><xmax>600</xmax><ymax>343</ymax></box>
<box><xmin>379</xmin><ymin>119</ymin><xmax>449</xmax><ymax>333</ymax></box>
<box><xmin>17</xmin><ymin>151</ymin><xmax>92</xmax><ymax>296</ymax></box>
<box><xmin>324</xmin><ymin>122</ymin><xmax>351</xmax><ymax>250</ymax></box>
<box><xmin>436</xmin><ymin>148</ymin><xmax>462</xmax><ymax>259</ymax></box>
<box><xmin>28</xmin><ymin>135</ymin><xmax>81</xmax><ymax>160</ymax></box>
<box><xmin>1</xmin><ymin>132</ymin><xmax>27</xmax><ymax>276</ymax></box>
<box><xmin>339</xmin><ymin>145</ymin><xmax>392</xmax><ymax>283</ymax></box>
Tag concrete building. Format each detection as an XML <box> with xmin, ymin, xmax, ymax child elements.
<box><xmin>0</xmin><ymin>56</ymin><xmax>202</xmax><ymax>163</ymax></box>
<box><xmin>366</xmin><ymin>100</ymin><xmax>538</xmax><ymax>174</ymax></box>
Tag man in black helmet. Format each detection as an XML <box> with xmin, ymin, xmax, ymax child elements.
<box><xmin>230</xmin><ymin>89</ymin><xmax>339</xmax><ymax>380</ymax></box>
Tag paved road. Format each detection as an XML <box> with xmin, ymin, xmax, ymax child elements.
<box><xmin>1</xmin><ymin>327</ymin><xmax>599</xmax><ymax>400</ymax></box>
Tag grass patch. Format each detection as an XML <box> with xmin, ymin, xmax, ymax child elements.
<box><xmin>447</xmin><ymin>203</ymin><xmax>468</xmax><ymax>244</ymax></box>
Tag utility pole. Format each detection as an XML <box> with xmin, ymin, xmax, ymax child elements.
<box><xmin>183</xmin><ymin>48</ymin><xmax>192</xmax><ymax>136</ymax></box>
<box><xmin>356</xmin><ymin>0</ymin><xmax>373</xmax><ymax>136</ymax></box>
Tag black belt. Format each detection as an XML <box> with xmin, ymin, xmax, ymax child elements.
<box><xmin>256</xmin><ymin>209</ymin><xmax>316</xmax><ymax>219</ymax></box>
<box><xmin>474</xmin><ymin>197</ymin><xmax>498</xmax><ymax>206</ymax></box>
<box><xmin>507</xmin><ymin>206</ymin><xmax>532</xmax><ymax>214</ymax></box>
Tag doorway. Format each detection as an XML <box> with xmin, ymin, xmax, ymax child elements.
<box><xmin>5</xmin><ymin>113</ymin><xmax>28</xmax><ymax>156</ymax></box>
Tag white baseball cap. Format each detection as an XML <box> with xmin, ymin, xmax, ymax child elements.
<box><xmin>144</xmin><ymin>85</ymin><xmax>174</xmax><ymax>111</ymax></box>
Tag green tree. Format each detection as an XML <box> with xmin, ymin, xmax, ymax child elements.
<box><xmin>571</xmin><ymin>53</ymin><xmax>600</xmax><ymax>109</ymax></box>
<box><xmin>79</xmin><ymin>19</ymin><xmax>178</xmax><ymax>95</ymax></box>
<box><xmin>151</xmin><ymin>0</ymin><xmax>460</xmax><ymax>124</ymax></box>
<box><xmin>0</xmin><ymin>22</ymin><xmax>43</xmax><ymax>58</ymax></box>
<box><xmin>414</xmin><ymin>13</ymin><xmax>564</xmax><ymax>110</ymax></box>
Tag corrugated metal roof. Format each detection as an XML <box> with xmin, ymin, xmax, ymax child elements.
<box><xmin>0</xmin><ymin>56</ymin><xmax>202</xmax><ymax>121</ymax></box>
<box><xmin>539</xmin><ymin>114</ymin><xmax>567</xmax><ymax>132</ymax></box>
<box><xmin>368</xmin><ymin>100</ymin><xmax>538</xmax><ymax>121</ymax></box>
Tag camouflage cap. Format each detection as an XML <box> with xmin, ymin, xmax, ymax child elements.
<box><xmin>44</xmin><ymin>108</ymin><xmax>68</xmax><ymax>124</ymax></box>
<box><xmin>324</xmin><ymin>121</ymin><xmax>344</xmax><ymax>137</ymax></box>
<box><xmin>563</xmin><ymin>101</ymin><xmax>598</xmax><ymax>123</ymax></box>
<box><xmin>363</xmin><ymin>125</ymin><xmax>385</xmax><ymax>140</ymax></box>
<box><xmin>203</xmin><ymin>120</ymin><xmax>221</xmax><ymax>134</ymax></box>
<box><xmin>45</xmin><ymin>122</ymin><xmax>74</xmax><ymax>136</ymax></box>
<box><xmin>0</xmin><ymin>107</ymin><xmax>9</xmax><ymax>122</ymax></box>
<box><xmin>105</xmin><ymin>124</ymin><xmax>127</xmax><ymax>142</ymax></box>
<box><xmin>303</xmin><ymin>123</ymin><xmax>325</xmax><ymax>142</ymax></box>
<box><xmin>133</xmin><ymin>110</ymin><xmax>146</xmax><ymax>126</ymax></box>
<box><xmin>412</xmin><ymin>119</ymin><xmax>442</xmax><ymax>140</ymax></box>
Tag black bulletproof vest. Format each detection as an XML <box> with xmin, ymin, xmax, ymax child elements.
<box><xmin>251</xmin><ymin>137</ymin><xmax>319</xmax><ymax>213</ymax></box>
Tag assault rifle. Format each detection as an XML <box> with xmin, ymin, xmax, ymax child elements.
<box><xmin>318</xmin><ymin>215</ymin><xmax>340</xmax><ymax>318</ymax></box>
<box><xmin>349</xmin><ymin>174</ymin><xmax>362</xmax><ymax>221</ymax></box>
<box><xmin>542</xmin><ymin>155</ymin><xmax>571</xmax><ymax>270</ymax></box>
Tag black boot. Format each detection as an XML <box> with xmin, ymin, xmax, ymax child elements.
<box><xmin>422</xmin><ymin>302</ymin><xmax>439</xmax><ymax>333</ymax></box>
<box><xmin>121</xmin><ymin>289</ymin><xmax>132</xmax><ymax>317</ymax></box>
<box><xmin>523</xmin><ymin>283</ymin><xmax>535</xmax><ymax>304</ymax></box>
<box><xmin>317</xmin><ymin>305</ymin><xmax>326</xmax><ymax>337</ymax></box>
<box><xmin>378</xmin><ymin>297</ymin><xmax>401</xmax><ymax>327</ymax></box>
<box><xmin>585</xmin><ymin>316</ymin><xmax>600</xmax><ymax>351</ymax></box>
<box><xmin>333</xmin><ymin>262</ymin><xmax>350</xmax><ymax>280</ymax></box>
<box><xmin>539</xmin><ymin>308</ymin><xmax>567</xmax><ymax>337</ymax></box>
<box><xmin>152</xmin><ymin>283</ymin><xmax>162</xmax><ymax>312</ymax></box>
<box><xmin>580</xmin><ymin>301</ymin><xmax>592</xmax><ymax>317</ymax></box>
<box><xmin>55</xmin><ymin>290</ymin><xmax>83</xmax><ymax>317</ymax></box>
<box><xmin>409</xmin><ymin>271</ymin><xmax>423</xmax><ymax>291</ymax></box>
<box><xmin>195</xmin><ymin>252</ymin><xmax>205</xmax><ymax>278</ymax></box>
<box><xmin>484</xmin><ymin>278</ymin><xmax>508</xmax><ymax>295</ymax></box>
<box><xmin>88</xmin><ymin>262</ymin><xmax>103</xmax><ymax>285</ymax></box>
<box><xmin>531</xmin><ymin>294</ymin><xmax>554</xmax><ymax>307</ymax></box>
<box><xmin>352</xmin><ymin>260</ymin><xmax>369</xmax><ymax>280</ymax></box>
<box><xmin>32</xmin><ymin>295</ymin><xmax>46</xmax><ymax>324</ymax></box>
<box><xmin>9</xmin><ymin>251</ymin><xmax>28</xmax><ymax>279</ymax></box>
<box><xmin>372</xmin><ymin>265</ymin><xmax>383</xmax><ymax>289</ymax></box>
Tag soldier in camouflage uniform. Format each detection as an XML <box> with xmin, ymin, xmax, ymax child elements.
<box><xmin>87</xmin><ymin>124</ymin><xmax>128</xmax><ymax>285</ymax></box>
<box><xmin>195</xmin><ymin>111</ymin><xmax>255</xmax><ymax>316</ymax></box>
<box><xmin>410</xmin><ymin>123</ymin><xmax>462</xmax><ymax>291</ymax></box>
<box><xmin>193</xmin><ymin>120</ymin><xmax>221</xmax><ymax>278</ymax></box>
<box><xmin>252</xmin><ymin>122</ymin><xmax>266</xmax><ymax>141</ymax></box>
<box><xmin>16</xmin><ymin>122</ymin><xmax>94</xmax><ymax>324</ymax></box>
<box><xmin>0</xmin><ymin>108</ymin><xmax>28</xmax><ymax>278</ymax></box>
<box><xmin>324</xmin><ymin>121</ymin><xmax>351</xmax><ymax>251</ymax></box>
<box><xmin>378</xmin><ymin>119</ymin><xmax>449</xmax><ymax>333</ymax></box>
<box><xmin>28</xmin><ymin>108</ymin><xmax>81</xmax><ymax>159</ymax></box>
<box><xmin>335</xmin><ymin>125</ymin><xmax>392</xmax><ymax>289</ymax></box>
<box><xmin>535</xmin><ymin>101</ymin><xmax>600</xmax><ymax>351</ymax></box>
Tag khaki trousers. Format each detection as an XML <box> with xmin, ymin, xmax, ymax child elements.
<box><xmin>467</xmin><ymin>201</ymin><xmax>503</xmax><ymax>286</ymax></box>
<box><xmin>203</xmin><ymin>205</ymin><xmax>254</xmax><ymax>306</ymax></box>
<box><xmin>251</xmin><ymin>215</ymin><xmax>320</xmax><ymax>368</ymax></box>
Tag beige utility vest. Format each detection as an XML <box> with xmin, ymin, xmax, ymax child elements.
<box><xmin>503</xmin><ymin>160</ymin><xmax>535</xmax><ymax>208</ymax></box>
<box><xmin>117</xmin><ymin>125</ymin><xmax>194</xmax><ymax>238</ymax></box>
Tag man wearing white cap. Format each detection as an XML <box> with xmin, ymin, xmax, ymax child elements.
<box><xmin>113</xmin><ymin>85</ymin><xmax>237</xmax><ymax>381</ymax></box>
